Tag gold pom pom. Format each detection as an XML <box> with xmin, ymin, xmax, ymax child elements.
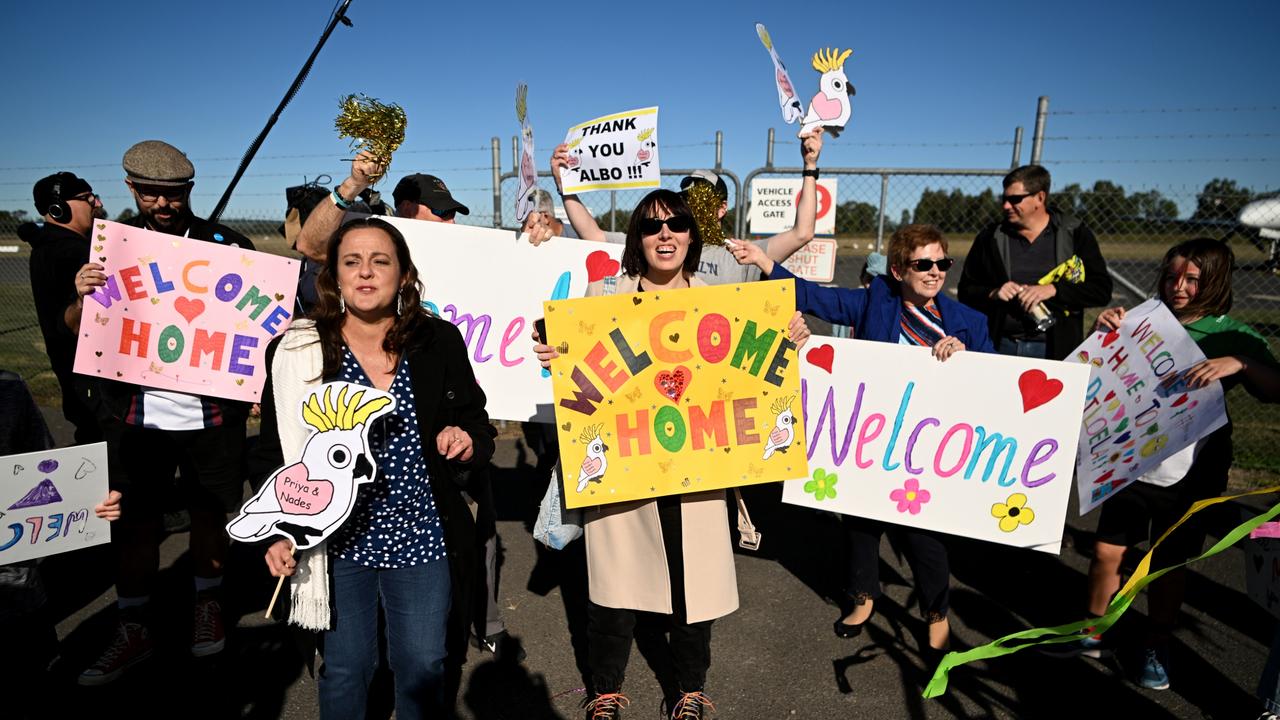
<box><xmin>684</xmin><ymin>182</ymin><xmax>726</xmax><ymax>246</ymax></box>
<box><xmin>334</xmin><ymin>94</ymin><xmax>407</xmax><ymax>183</ymax></box>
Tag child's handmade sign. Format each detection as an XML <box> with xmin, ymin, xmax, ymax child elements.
<box><xmin>1070</xmin><ymin>299</ymin><xmax>1227</xmax><ymax>514</ymax></box>
<box><xmin>383</xmin><ymin>216</ymin><xmax>624</xmax><ymax>422</ymax></box>
<box><xmin>72</xmin><ymin>221</ymin><xmax>299</xmax><ymax>402</ymax></box>
<box><xmin>1</xmin><ymin>442</ymin><xmax>110</xmax><ymax>566</ymax></box>
<box><xmin>559</xmin><ymin>107</ymin><xmax>660</xmax><ymax>194</ymax></box>
<box><xmin>784</xmin><ymin>337</ymin><xmax>1089</xmax><ymax>553</ymax></box>
<box><xmin>546</xmin><ymin>280</ymin><xmax>806</xmax><ymax>508</ymax></box>
<box><xmin>227</xmin><ymin>383</ymin><xmax>395</xmax><ymax>550</ymax></box>
<box><xmin>799</xmin><ymin>48</ymin><xmax>855</xmax><ymax>138</ymax></box>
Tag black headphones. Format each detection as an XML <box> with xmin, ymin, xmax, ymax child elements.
<box><xmin>46</xmin><ymin>179</ymin><xmax>70</xmax><ymax>222</ymax></box>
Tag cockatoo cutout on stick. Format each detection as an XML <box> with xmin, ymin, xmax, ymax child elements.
<box><xmin>226</xmin><ymin>382</ymin><xmax>395</xmax><ymax>550</ymax></box>
<box><xmin>514</xmin><ymin>83</ymin><xmax>539</xmax><ymax>223</ymax></box>
<box><xmin>755</xmin><ymin>23</ymin><xmax>804</xmax><ymax>124</ymax></box>
<box><xmin>799</xmin><ymin>48</ymin><xmax>855</xmax><ymax>138</ymax></box>
<box><xmin>762</xmin><ymin>395</ymin><xmax>797</xmax><ymax>460</ymax></box>
<box><xmin>576</xmin><ymin>424</ymin><xmax>609</xmax><ymax>493</ymax></box>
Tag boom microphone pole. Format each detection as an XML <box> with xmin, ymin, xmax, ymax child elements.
<box><xmin>208</xmin><ymin>0</ymin><xmax>355</xmax><ymax>223</ymax></box>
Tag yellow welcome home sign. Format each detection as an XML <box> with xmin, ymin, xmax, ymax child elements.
<box><xmin>545</xmin><ymin>280</ymin><xmax>808</xmax><ymax>508</ymax></box>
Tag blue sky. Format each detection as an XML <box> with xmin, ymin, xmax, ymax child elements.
<box><xmin>4</xmin><ymin>0</ymin><xmax>1278</xmax><ymax>222</ymax></box>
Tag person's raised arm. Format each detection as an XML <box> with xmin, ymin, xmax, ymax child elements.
<box><xmin>764</xmin><ymin>128</ymin><xmax>824</xmax><ymax>262</ymax></box>
<box><xmin>295</xmin><ymin>151</ymin><xmax>387</xmax><ymax>263</ymax></box>
<box><xmin>552</xmin><ymin>143</ymin><xmax>606</xmax><ymax>242</ymax></box>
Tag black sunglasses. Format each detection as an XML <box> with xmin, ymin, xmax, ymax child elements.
<box><xmin>131</xmin><ymin>183</ymin><xmax>189</xmax><ymax>202</ymax></box>
<box><xmin>1002</xmin><ymin>192</ymin><xmax>1034</xmax><ymax>205</ymax></box>
<box><xmin>428</xmin><ymin>206</ymin><xmax>457</xmax><ymax>220</ymax></box>
<box><xmin>639</xmin><ymin>215</ymin><xmax>693</xmax><ymax>236</ymax></box>
<box><xmin>906</xmin><ymin>257</ymin><xmax>955</xmax><ymax>273</ymax></box>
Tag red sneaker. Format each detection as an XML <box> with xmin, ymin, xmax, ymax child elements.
<box><xmin>78</xmin><ymin>620</ymin><xmax>153</xmax><ymax>686</ymax></box>
<box><xmin>191</xmin><ymin>592</ymin><xmax>226</xmax><ymax>657</ymax></box>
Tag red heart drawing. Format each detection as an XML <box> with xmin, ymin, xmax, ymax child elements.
<box><xmin>654</xmin><ymin>365</ymin><xmax>691</xmax><ymax>403</ymax></box>
<box><xmin>1093</xmin><ymin>469</ymin><xmax>1115</xmax><ymax>485</ymax></box>
<box><xmin>174</xmin><ymin>296</ymin><xmax>206</xmax><ymax>324</ymax></box>
<box><xmin>1101</xmin><ymin>329</ymin><xmax>1120</xmax><ymax>348</ymax></box>
<box><xmin>1018</xmin><ymin>369</ymin><xmax>1064</xmax><ymax>413</ymax></box>
<box><xmin>585</xmin><ymin>250</ymin><xmax>620</xmax><ymax>283</ymax></box>
<box><xmin>806</xmin><ymin>344</ymin><xmax>835</xmax><ymax>373</ymax></box>
<box><xmin>1103</xmin><ymin>390</ymin><xmax>1116</xmax><ymax>401</ymax></box>
<box><xmin>273</xmin><ymin>463</ymin><xmax>333</xmax><ymax>516</ymax></box>
<box><xmin>1172</xmin><ymin>394</ymin><xmax>1188</xmax><ymax>408</ymax></box>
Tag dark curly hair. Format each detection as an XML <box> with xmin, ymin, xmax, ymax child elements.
<box><xmin>620</xmin><ymin>189</ymin><xmax>702</xmax><ymax>278</ymax></box>
<box><xmin>310</xmin><ymin>217</ymin><xmax>432</xmax><ymax>380</ymax></box>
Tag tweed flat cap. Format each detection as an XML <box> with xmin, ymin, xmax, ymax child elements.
<box><xmin>122</xmin><ymin>140</ymin><xmax>195</xmax><ymax>186</ymax></box>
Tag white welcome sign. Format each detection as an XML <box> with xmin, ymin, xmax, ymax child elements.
<box><xmin>385</xmin><ymin>217</ymin><xmax>624</xmax><ymax>422</ymax></box>
<box><xmin>783</xmin><ymin>337</ymin><xmax>1089</xmax><ymax>553</ymax></box>
<box><xmin>1</xmin><ymin>443</ymin><xmax>110</xmax><ymax>566</ymax></box>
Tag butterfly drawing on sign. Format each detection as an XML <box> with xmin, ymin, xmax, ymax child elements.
<box><xmin>94</xmin><ymin>312</ymin><xmax>109</xmax><ymax>326</ymax></box>
<box><xmin>625</xmin><ymin>387</ymin><xmax>644</xmax><ymax>402</ymax></box>
<box><xmin>578</xmin><ymin>320</ymin><xmax>596</xmax><ymax>335</ymax></box>
<box><xmin>763</xmin><ymin>300</ymin><xmax>780</xmax><ymax>316</ymax></box>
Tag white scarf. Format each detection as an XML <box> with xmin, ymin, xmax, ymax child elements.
<box><xmin>268</xmin><ymin>321</ymin><xmax>332</xmax><ymax>631</ymax></box>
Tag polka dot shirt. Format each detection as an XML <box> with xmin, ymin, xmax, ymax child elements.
<box><xmin>328</xmin><ymin>347</ymin><xmax>446</xmax><ymax>568</ymax></box>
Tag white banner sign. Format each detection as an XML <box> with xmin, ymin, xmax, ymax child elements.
<box><xmin>559</xmin><ymin>107</ymin><xmax>660</xmax><ymax>194</ymax></box>
<box><xmin>1</xmin><ymin>443</ymin><xmax>110</xmax><ymax>566</ymax></box>
<box><xmin>384</xmin><ymin>217</ymin><xmax>623</xmax><ymax>422</ymax></box>
<box><xmin>784</xmin><ymin>337</ymin><xmax>1089</xmax><ymax>553</ymax></box>
<box><xmin>749</xmin><ymin>178</ymin><xmax>837</xmax><ymax>236</ymax></box>
<box><xmin>780</xmin><ymin>238</ymin><xmax>837</xmax><ymax>283</ymax></box>
<box><xmin>1070</xmin><ymin>299</ymin><xmax>1227</xmax><ymax>514</ymax></box>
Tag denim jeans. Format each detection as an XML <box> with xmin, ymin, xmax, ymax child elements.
<box><xmin>998</xmin><ymin>336</ymin><xmax>1048</xmax><ymax>359</ymax></box>
<box><xmin>1260</xmin><ymin>623</ymin><xmax>1280</xmax><ymax>715</ymax></box>
<box><xmin>318</xmin><ymin>556</ymin><xmax>452</xmax><ymax>720</ymax></box>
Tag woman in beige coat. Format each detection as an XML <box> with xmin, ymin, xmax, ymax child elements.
<box><xmin>536</xmin><ymin>189</ymin><xmax>740</xmax><ymax>720</ymax></box>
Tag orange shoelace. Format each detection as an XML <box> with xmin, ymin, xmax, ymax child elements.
<box><xmin>671</xmin><ymin>691</ymin><xmax>716</xmax><ymax>718</ymax></box>
<box><xmin>583</xmin><ymin>692</ymin><xmax>630</xmax><ymax>719</ymax></box>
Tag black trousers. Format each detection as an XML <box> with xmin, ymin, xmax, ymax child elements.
<box><xmin>587</xmin><ymin>494</ymin><xmax>713</xmax><ymax>694</ymax></box>
<box><xmin>845</xmin><ymin>516</ymin><xmax>950</xmax><ymax>619</ymax></box>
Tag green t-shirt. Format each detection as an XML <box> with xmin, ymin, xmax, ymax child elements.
<box><xmin>1184</xmin><ymin>314</ymin><xmax>1278</xmax><ymax>393</ymax></box>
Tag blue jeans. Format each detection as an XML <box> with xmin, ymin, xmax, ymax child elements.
<box><xmin>1261</xmin><ymin>623</ymin><xmax>1280</xmax><ymax>714</ymax></box>
<box><xmin>998</xmin><ymin>336</ymin><xmax>1048</xmax><ymax>359</ymax></box>
<box><xmin>318</xmin><ymin>556</ymin><xmax>452</xmax><ymax>720</ymax></box>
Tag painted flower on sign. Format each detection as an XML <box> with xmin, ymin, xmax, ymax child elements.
<box><xmin>805</xmin><ymin>468</ymin><xmax>837</xmax><ymax>501</ymax></box>
<box><xmin>889</xmin><ymin>478</ymin><xmax>931</xmax><ymax>515</ymax></box>
<box><xmin>992</xmin><ymin>493</ymin><xmax>1036</xmax><ymax>532</ymax></box>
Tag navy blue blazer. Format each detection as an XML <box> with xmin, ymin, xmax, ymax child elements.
<box><xmin>770</xmin><ymin>264</ymin><xmax>994</xmax><ymax>352</ymax></box>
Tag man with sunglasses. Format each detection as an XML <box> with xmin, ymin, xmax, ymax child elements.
<box><xmin>71</xmin><ymin>140</ymin><xmax>254</xmax><ymax>685</ymax></box>
<box><xmin>23</xmin><ymin>172</ymin><xmax>106</xmax><ymax>444</ymax></box>
<box><xmin>958</xmin><ymin>164</ymin><xmax>1113</xmax><ymax>360</ymax></box>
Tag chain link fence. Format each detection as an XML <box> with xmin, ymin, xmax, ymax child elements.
<box><xmin>1</xmin><ymin>164</ymin><xmax>1275</xmax><ymax>469</ymax></box>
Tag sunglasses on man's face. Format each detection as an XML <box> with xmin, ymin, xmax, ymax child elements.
<box><xmin>428</xmin><ymin>207</ymin><xmax>457</xmax><ymax>221</ymax></box>
<box><xmin>639</xmin><ymin>215</ymin><xmax>693</xmax><ymax>236</ymax></box>
<box><xmin>1002</xmin><ymin>192</ymin><xmax>1034</xmax><ymax>206</ymax></box>
<box><xmin>905</xmin><ymin>257</ymin><xmax>955</xmax><ymax>273</ymax></box>
<box><xmin>132</xmin><ymin>184</ymin><xmax>189</xmax><ymax>202</ymax></box>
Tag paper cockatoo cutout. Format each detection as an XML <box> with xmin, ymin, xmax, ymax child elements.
<box><xmin>226</xmin><ymin>382</ymin><xmax>396</xmax><ymax>550</ymax></box>
<box><xmin>576</xmin><ymin>424</ymin><xmax>609</xmax><ymax>493</ymax></box>
<box><xmin>515</xmin><ymin>83</ymin><xmax>539</xmax><ymax>223</ymax></box>
<box><xmin>799</xmin><ymin>48</ymin><xmax>855</xmax><ymax>138</ymax></box>
<box><xmin>762</xmin><ymin>395</ymin><xmax>796</xmax><ymax>460</ymax></box>
<box><xmin>755</xmin><ymin>23</ymin><xmax>804</xmax><ymax>124</ymax></box>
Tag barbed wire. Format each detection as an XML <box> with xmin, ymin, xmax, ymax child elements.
<box><xmin>1045</xmin><ymin>132</ymin><xmax>1278</xmax><ymax>142</ymax></box>
<box><xmin>0</xmin><ymin>146</ymin><xmax>492</xmax><ymax>173</ymax></box>
<box><xmin>1050</xmin><ymin>157</ymin><xmax>1280</xmax><ymax>164</ymax></box>
<box><xmin>775</xmin><ymin>139</ymin><xmax>1013</xmax><ymax>147</ymax></box>
<box><xmin>1050</xmin><ymin>105</ymin><xmax>1280</xmax><ymax>116</ymax></box>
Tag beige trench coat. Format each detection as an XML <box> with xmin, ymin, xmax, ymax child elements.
<box><xmin>580</xmin><ymin>273</ymin><xmax>739</xmax><ymax>624</ymax></box>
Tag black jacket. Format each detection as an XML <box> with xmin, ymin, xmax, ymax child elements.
<box><xmin>249</xmin><ymin>316</ymin><xmax>497</xmax><ymax>691</ymax></box>
<box><xmin>958</xmin><ymin>210</ymin><xmax>1113</xmax><ymax>360</ymax></box>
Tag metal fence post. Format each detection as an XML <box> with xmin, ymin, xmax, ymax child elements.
<box><xmin>876</xmin><ymin>174</ymin><xmax>890</xmax><ymax>253</ymax></box>
<box><xmin>715</xmin><ymin>131</ymin><xmax>723</xmax><ymax>170</ymax></box>
<box><xmin>491</xmin><ymin>137</ymin><xmax>501</xmax><ymax>228</ymax></box>
<box><xmin>1030</xmin><ymin>96</ymin><xmax>1049</xmax><ymax>165</ymax></box>
<box><xmin>766</xmin><ymin>128</ymin><xmax>775</xmax><ymax>169</ymax></box>
<box><xmin>1011</xmin><ymin>126</ymin><xmax>1024</xmax><ymax>169</ymax></box>
<box><xmin>511</xmin><ymin>135</ymin><xmax>517</xmax><ymax>177</ymax></box>
<box><xmin>610</xmin><ymin>191</ymin><xmax>617</xmax><ymax>232</ymax></box>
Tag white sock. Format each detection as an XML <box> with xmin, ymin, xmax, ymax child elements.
<box><xmin>194</xmin><ymin>576</ymin><xmax>223</xmax><ymax>593</ymax></box>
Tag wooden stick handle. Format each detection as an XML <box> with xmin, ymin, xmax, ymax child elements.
<box><xmin>265</xmin><ymin>545</ymin><xmax>297</xmax><ymax>620</ymax></box>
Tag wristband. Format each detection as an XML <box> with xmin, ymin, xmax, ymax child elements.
<box><xmin>802</xmin><ymin>168</ymin><xmax>820</xmax><ymax>179</ymax></box>
<box><xmin>331</xmin><ymin>188</ymin><xmax>353</xmax><ymax>210</ymax></box>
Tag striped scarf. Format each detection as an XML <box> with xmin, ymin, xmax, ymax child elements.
<box><xmin>899</xmin><ymin>301</ymin><xmax>945</xmax><ymax>347</ymax></box>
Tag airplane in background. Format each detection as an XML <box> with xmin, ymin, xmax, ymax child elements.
<box><xmin>1240</xmin><ymin>196</ymin><xmax>1280</xmax><ymax>272</ymax></box>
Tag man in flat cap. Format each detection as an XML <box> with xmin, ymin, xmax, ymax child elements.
<box><xmin>21</xmin><ymin>172</ymin><xmax>105</xmax><ymax>444</ymax></box>
<box><xmin>72</xmin><ymin>140</ymin><xmax>254</xmax><ymax>685</ymax></box>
